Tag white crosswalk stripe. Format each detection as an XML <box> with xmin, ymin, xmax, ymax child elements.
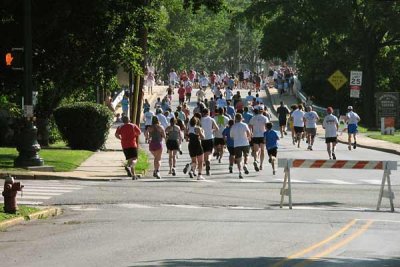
<box><xmin>0</xmin><ymin>181</ymin><xmax>84</xmax><ymax>205</ymax></box>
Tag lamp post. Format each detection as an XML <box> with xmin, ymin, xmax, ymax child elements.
<box><xmin>14</xmin><ymin>0</ymin><xmax>44</xmax><ymax>167</ymax></box>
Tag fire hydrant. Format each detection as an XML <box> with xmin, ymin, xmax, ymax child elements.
<box><xmin>2</xmin><ymin>175</ymin><xmax>24</xmax><ymax>214</ymax></box>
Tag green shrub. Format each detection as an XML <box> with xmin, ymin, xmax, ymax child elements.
<box><xmin>53</xmin><ymin>102</ymin><xmax>113</xmax><ymax>151</ymax></box>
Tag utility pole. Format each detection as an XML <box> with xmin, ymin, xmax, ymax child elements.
<box><xmin>14</xmin><ymin>0</ymin><xmax>43</xmax><ymax>167</ymax></box>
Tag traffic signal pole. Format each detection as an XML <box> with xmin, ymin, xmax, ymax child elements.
<box><xmin>14</xmin><ymin>0</ymin><xmax>44</xmax><ymax>167</ymax></box>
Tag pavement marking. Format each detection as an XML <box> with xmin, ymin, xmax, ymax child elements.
<box><xmin>20</xmin><ymin>192</ymin><xmax>63</xmax><ymax>196</ymax></box>
<box><xmin>317</xmin><ymin>179</ymin><xmax>356</xmax><ymax>185</ymax></box>
<box><xmin>21</xmin><ymin>189</ymin><xmax>74</xmax><ymax>193</ymax></box>
<box><xmin>24</xmin><ymin>186</ymin><xmax>83</xmax><ymax>190</ymax></box>
<box><xmin>294</xmin><ymin>220</ymin><xmax>374</xmax><ymax>267</ymax></box>
<box><xmin>359</xmin><ymin>179</ymin><xmax>381</xmax><ymax>185</ymax></box>
<box><xmin>271</xmin><ymin>219</ymin><xmax>357</xmax><ymax>267</ymax></box>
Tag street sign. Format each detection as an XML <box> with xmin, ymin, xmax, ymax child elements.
<box><xmin>350</xmin><ymin>71</ymin><xmax>362</xmax><ymax>86</ymax></box>
<box><xmin>350</xmin><ymin>85</ymin><xmax>360</xmax><ymax>98</ymax></box>
<box><xmin>328</xmin><ymin>70</ymin><xmax>347</xmax><ymax>90</ymax></box>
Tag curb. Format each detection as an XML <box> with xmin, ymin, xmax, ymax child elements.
<box><xmin>336</xmin><ymin>137</ymin><xmax>400</xmax><ymax>156</ymax></box>
<box><xmin>0</xmin><ymin>207</ymin><xmax>62</xmax><ymax>230</ymax></box>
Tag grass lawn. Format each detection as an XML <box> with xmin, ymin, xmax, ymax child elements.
<box><xmin>0</xmin><ymin>147</ymin><xmax>93</xmax><ymax>172</ymax></box>
<box><xmin>358</xmin><ymin>126</ymin><xmax>400</xmax><ymax>144</ymax></box>
<box><xmin>135</xmin><ymin>149</ymin><xmax>150</xmax><ymax>174</ymax></box>
<box><xmin>0</xmin><ymin>204</ymin><xmax>40</xmax><ymax>223</ymax></box>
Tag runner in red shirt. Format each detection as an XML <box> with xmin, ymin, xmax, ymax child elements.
<box><xmin>177</xmin><ymin>84</ymin><xmax>186</xmax><ymax>105</ymax></box>
<box><xmin>115</xmin><ymin>116</ymin><xmax>142</xmax><ymax>179</ymax></box>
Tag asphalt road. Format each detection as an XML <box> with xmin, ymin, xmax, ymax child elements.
<box><xmin>1</xmin><ymin>87</ymin><xmax>399</xmax><ymax>266</ymax></box>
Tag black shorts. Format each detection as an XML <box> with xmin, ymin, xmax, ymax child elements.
<box><xmin>325</xmin><ymin>137</ymin><xmax>337</xmax><ymax>143</ymax></box>
<box><xmin>179</xmin><ymin>97</ymin><xmax>185</xmax><ymax>103</ymax></box>
<box><xmin>294</xmin><ymin>126</ymin><xmax>304</xmax><ymax>134</ymax></box>
<box><xmin>234</xmin><ymin>146</ymin><xmax>250</xmax><ymax>159</ymax></box>
<box><xmin>186</xmin><ymin>93</ymin><xmax>191</xmax><ymax>98</ymax></box>
<box><xmin>227</xmin><ymin>146</ymin><xmax>235</xmax><ymax>156</ymax></box>
<box><xmin>188</xmin><ymin>144</ymin><xmax>203</xmax><ymax>157</ymax></box>
<box><xmin>251</xmin><ymin>137</ymin><xmax>264</xmax><ymax>145</ymax></box>
<box><xmin>267</xmin><ymin>147</ymin><xmax>278</xmax><ymax>157</ymax></box>
<box><xmin>214</xmin><ymin>138</ymin><xmax>225</xmax><ymax>146</ymax></box>
<box><xmin>201</xmin><ymin>139</ymin><xmax>214</xmax><ymax>153</ymax></box>
<box><xmin>123</xmin><ymin>147</ymin><xmax>138</xmax><ymax>160</ymax></box>
<box><xmin>279</xmin><ymin>118</ymin><xmax>287</xmax><ymax>127</ymax></box>
<box><xmin>166</xmin><ymin>140</ymin><xmax>180</xmax><ymax>151</ymax></box>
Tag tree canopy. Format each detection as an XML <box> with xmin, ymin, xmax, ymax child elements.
<box><xmin>244</xmin><ymin>0</ymin><xmax>400</xmax><ymax>126</ymax></box>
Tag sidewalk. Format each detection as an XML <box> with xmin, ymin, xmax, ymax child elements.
<box><xmin>0</xmin><ymin>85</ymin><xmax>168</xmax><ymax>181</ymax></box>
<box><xmin>266</xmin><ymin>86</ymin><xmax>400</xmax><ymax>155</ymax></box>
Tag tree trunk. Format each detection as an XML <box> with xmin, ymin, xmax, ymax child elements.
<box><xmin>135</xmin><ymin>0</ymin><xmax>149</xmax><ymax>126</ymax></box>
<box><xmin>361</xmin><ymin>39</ymin><xmax>378</xmax><ymax>128</ymax></box>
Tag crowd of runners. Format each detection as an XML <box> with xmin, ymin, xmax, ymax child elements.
<box><xmin>115</xmin><ymin>68</ymin><xmax>361</xmax><ymax>180</ymax></box>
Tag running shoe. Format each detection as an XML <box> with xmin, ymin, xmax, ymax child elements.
<box><xmin>183</xmin><ymin>163</ymin><xmax>190</xmax><ymax>174</ymax></box>
<box><xmin>273</xmin><ymin>170</ymin><xmax>276</xmax><ymax>175</ymax></box>
<box><xmin>253</xmin><ymin>161</ymin><xmax>259</xmax><ymax>172</ymax></box>
<box><xmin>239</xmin><ymin>172</ymin><xmax>243</xmax><ymax>179</ymax></box>
<box><xmin>189</xmin><ymin>170</ymin><xmax>194</xmax><ymax>178</ymax></box>
<box><xmin>310</xmin><ymin>146</ymin><xmax>313</xmax><ymax>151</ymax></box>
<box><xmin>259</xmin><ymin>165</ymin><xmax>263</xmax><ymax>170</ymax></box>
<box><xmin>153</xmin><ymin>170</ymin><xmax>156</xmax><ymax>177</ymax></box>
<box><xmin>268</xmin><ymin>158</ymin><xmax>272</xmax><ymax>163</ymax></box>
<box><xmin>348</xmin><ymin>145</ymin><xmax>351</xmax><ymax>151</ymax></box>
<box><xmin>332</xmin><ymin>153</ymin><xmax>336</xmax><ymax>160</ymax></box>
<box><xmin>172</xmin><ymin>168</ymin><xmax>176</xmax><ymax>176</ymax></box>
<box><xmin>243</xmin><ymin>165</ymin><xmax>249</xmax><ymax>174</ymax></box>
<box><xmin>155</xmin><ymin>171</ymin><xmax>161</xmax><ymax>179</ymax></box>
<box><xmin>229</xmin><ymin>165</ymin><xmax>233</xmax><ymax>173</ymax></box>
<box><xmin>197</xmin><ymin>175</ymin><xmax>205</xmax><ymax>180</ymax></box>
<box><xmin>353</xmin><ymin>142</ymin><xmax>357</xmax><ymax>149</ymax></box>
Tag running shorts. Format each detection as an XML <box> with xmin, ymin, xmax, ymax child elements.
<box><xmin>325</xmin><ymin>137</ymin><xmax>337</xmax><ymax>143</ymax></box>
<box><xmin>201</xmin><ymin>139</ymin><xmax>214</xmax><ymax>153</ymax></box>
<box><xmin>166</xmin><ymin>140</ymin><xmax>180</xmax><ymax>151</ymax></box>
<box><xmin>294</xmin><ymin>126</ymin><xmax>304</xmax><ymax>134</ymax></box>
<box><xmin>234</xmin><ymin>146</ymin><xmax>250</xmax><ymax>159</ymax></box>
<box><xmin>214</xmin><ymin>138</ymin><xmax>225</xmax><ymax>146</ymax></box>
<box><xmin>267</xmin><ymin>147</ymin><xmax>278</xmax><ymax>157</ymax></box>
<box><xmin>348</xmin><ymin>124</ymin><xmax>358</xmax><ymax>134</ymax></box>
<box><xmin>123</xmin><ymin>147</ymin><xmax>138</xmax><ymax>160</ymax></box>
<box><xmin>251</xmin><ymin>137</ymin><xmax>265</xmax><ymax>145</ymax></box>
<box><xmin>306</xmin><ymin>128</ymin><xmax>317</xmax><ymax>136</ymax></box>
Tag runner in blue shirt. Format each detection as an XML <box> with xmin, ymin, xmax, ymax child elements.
<box><xmin>222</xmin><ymin>119</ymin><xmax>235</xmax><ymax>174</ymax></box>
<box><xmin>243</xmin><ymin>106</ymin><xmax>253</xmax><ymax>124</ymax></box>
<box><xmin>264</xmin><ymin>122</ymin><xmax>280</xmax><ymax>175</ymax></box>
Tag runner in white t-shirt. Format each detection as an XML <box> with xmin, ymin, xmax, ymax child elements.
<box><xmin>143</xmin><ymin>108</ymin><xmax>154</xmax><ymax>143</ymax></box>
<box><xmin>303</xmin><ymin>106</ymin><xmax>319</xmax><ymax>150</ymax></box>
<box><xmin>323</xmin><ymin>107</ymin><xmax>339</xmax><ymax>159</ymax></box>
<box><xmin>230</xmin><ymin>113</ymin><xmax>251</xmax><ymax>179</ymax></box>
<box><xmin>200</xmin><ymin>108</ymin><xmax>218</xmax><ymax>176</ymax></box>
<box><xmin>345</xmin><ymin>106</ymin><xmax>361</xmax><ymax>150</ymax></box>
<box><xmin>249</xmin><ymin>108</ymin><xmax>269</xmax><ymax>171</ymax></box>
<box><xmin>291</xmin><ymin>104</ymin><xmax>305</xmax><ymax>148</ymax></box>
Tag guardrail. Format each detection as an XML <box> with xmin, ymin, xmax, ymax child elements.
<box><xmin>278</xmin><ymin>158</ymin><xmax>397</xmax><ymax>212</ymax></box>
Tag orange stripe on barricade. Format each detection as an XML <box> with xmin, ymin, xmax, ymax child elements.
<box><xmin>332</xmin><ymin>160</ymin><xmax>347</xmax><ymax>168</ymax></box>
<box><xmin>310</xmin><ymin>160</ymin><xmax>327</xmax><ymax>168</ymax></box>
<box><xmin>374</xmin><ymin>162</ymin><xmax>383</xmax><ymax>170</ymax></box>
<box><xmin>352</xmin><ymin>161</ymin><xmax>368</xmax><ymax>169</ymax></box>
<box><xmin>293</xmin><ymin>160</ymin><xmax>306</xmax><ymax>168</ymax></box>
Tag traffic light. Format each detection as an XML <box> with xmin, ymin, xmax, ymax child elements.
<box><xmin>3</xmin><ymin>48</ymin><xmax>24</xmax><ymax>71</ymax></box>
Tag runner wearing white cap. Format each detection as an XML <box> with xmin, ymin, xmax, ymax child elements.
<box><xmin>345</xmin><ymin>106</ymin><xmax>360</xmax><ymax>150</ymax></box>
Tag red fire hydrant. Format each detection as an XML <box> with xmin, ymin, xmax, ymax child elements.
<box><xmin>2</xmin><ymin>175</ymin><xmax>24</xmax><ymax>214</ymax></box>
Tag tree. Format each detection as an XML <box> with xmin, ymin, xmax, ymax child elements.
<box><xmin>243</xmin><ymin>0</ymin><xmax>400</xmax><ymax>127</ymax></box>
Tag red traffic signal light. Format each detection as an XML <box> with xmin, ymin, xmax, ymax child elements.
<box><xmin>5</xmin><ymin>53</ymin><xmax>14</xmax><ymax>66</ymax></box>
<box><xmin>3</xmin><ymin>48</ymin><xmax>24</xmax><ymax>71</ymax></box>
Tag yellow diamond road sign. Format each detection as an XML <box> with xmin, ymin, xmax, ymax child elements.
<box><xmin>328</xmin><ymin>70</ymin><xmax>348</xmax><ymax>90</ymax></box>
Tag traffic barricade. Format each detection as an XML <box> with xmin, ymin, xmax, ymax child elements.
<box><xmin>278</xmin><ymin>159</ymin><xmax>397</xmax><ymax>212</ymax></box>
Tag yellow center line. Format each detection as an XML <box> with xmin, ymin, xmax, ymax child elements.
<box><xmin>271</xmin><ymin>219</ymin><xmax>357</xmax><ymax>267</ymax></box>
<box><xmin>294</xmin><ymin>220</ymin><xmax>374</xmax><ymax>267</ymax></box>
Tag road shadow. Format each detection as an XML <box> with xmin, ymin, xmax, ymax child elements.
<box><xmin>131</xmin><ymin>256</ymin><xmax>400</xmax><ymax>267</ymax></box>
